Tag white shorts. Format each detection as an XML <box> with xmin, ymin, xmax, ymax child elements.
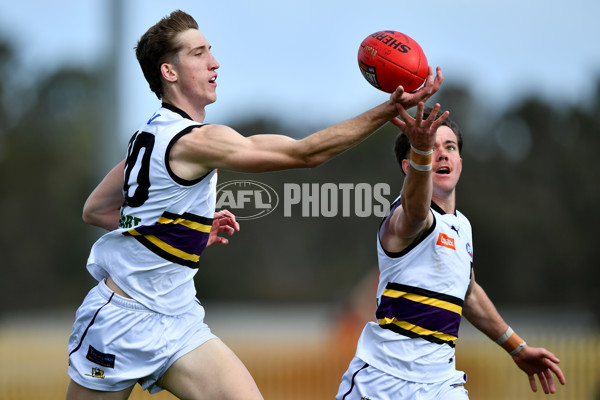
<box><xmin>336</xmin><ymin>355</ymin><xmax>469</xmax><ymax>400</ymax></box>
<box><xmin>67</xmin><ymin>280</ymin><xmax>217</xmax><ymax>393</ymax></box>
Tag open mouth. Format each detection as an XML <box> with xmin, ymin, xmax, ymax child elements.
<box><xmin>435</xmin><ymin>167</ymin><xmax>450</xmax><ymax>175</ymax></box>
<box><xmin>209</xmin><ymin>76</ymin><xmax>217</xmax><ymax>84</ymax></box>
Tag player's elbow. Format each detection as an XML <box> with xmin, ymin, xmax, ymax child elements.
<box><xmin>82</xmin><ymin>207</ymin><xmax>102</xmax><ymax>227</ymax></box>
<box><xmin>82</xmin><ymin>209</ymin><xmax>92</xmax><ymax>225</ymax></box>
<box><xmin>82</xmin><ymin>205</ymin><xmax>119</xmax><ymax>230</ymax></box>
<box><xmin>302</xmin><ymin>154</ymin><xmax>326</xmax><ymax>169</ymax></box>
<box><xmin>82</xmin><ymin>202</ymin><xmax>94</xmax><ymax>224</ymax></box>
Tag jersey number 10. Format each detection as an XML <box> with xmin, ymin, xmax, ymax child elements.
<box><xmin>123</xmin><ymin>131</ymin><xmax>155</xmax><ymax>208</ymax></box>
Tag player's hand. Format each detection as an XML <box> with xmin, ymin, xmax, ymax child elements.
<box><xmin>512</xmin><ymin>345</ymin><xmax>566</xmax><ymax>394</ymax></box>
<box><xmin>207</xmin><ymin>209</ymin><xmax>240</xmax><ymax>246</ymax></box>
<box><xmin>391</xmin><ymin>101</ymin><xmax>449</xmax><ymax>152</ymax></box>
<box><xmin>388</xmin><ymin>66</ymin><xmax>444</xmax><ymax>109</ymax></box>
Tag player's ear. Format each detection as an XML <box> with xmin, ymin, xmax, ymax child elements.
<box><xmin>161</xmin><ymin>63</ymin><xmax>177</xmax><ymax>83</ymax></box>
<box><xmin>401</xmin><ymin>159</ymin><xmax>410</xmax><ymax>175</ymax></box>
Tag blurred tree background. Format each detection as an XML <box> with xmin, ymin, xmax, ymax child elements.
<box><xmin>0</xmin><ymin>34</ymin><xmax>598</xmax><ymax>321</ymax></box>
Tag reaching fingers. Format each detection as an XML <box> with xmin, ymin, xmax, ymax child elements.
<box><xmin>431</xmin><ymin>111</ymin><xmax>450</xmax><ymax>131</ymax></box>
<box><xmin>393</xmin><ymin>101</ymin><xmax>449</xmax><ymax>135</ymax></box>
<box><xmin>395</xmin><ymin>102</ymin><xmax>414</xmax><ymax>123</ymax></box>
<box><xmin>422</xmin><ymin>103</ymin><xmax>449</xmax><ymax>132</ymax></box>
<box><xmin>432</xmin><ymin>66</ymin><xmax>444</xmax><ymax>91</ymax></box>
<box><xmin>390</xmin><ymin>117</ymin><xmax>406</xmax><ymax>130</ymax></box>
<box><xmin>416</xmin><ymin>66</ymin><xmax>443</xmax><ymax>98</ymax></box>
<box><xmin>421</xmin><ymin>66</ymin><xmax>434</xmax><ymax>96</ymax></box>
<box><xmin>415</xmin><ymin>102</ymin><xmax>424</xmax><ymax>125</ymax></box>
<box><xmin>389</xmin><ymin>85</ymin><xmax>406</xmax><ymax>105</ymax></box>
<box><xmin>424</xmin><ymin>103</ymin><xmax>440</xmax><ymax>123</ymax></box>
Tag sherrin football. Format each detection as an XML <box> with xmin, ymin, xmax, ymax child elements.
<box><xmin>358</xmin><ymin>30</ymin><xmax>428</xmax><ymax>93</ymax></box>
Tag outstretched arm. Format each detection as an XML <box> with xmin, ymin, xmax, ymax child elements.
<box><xmin>463</xmin><ymin>273</ymin><xmax>566</xmax><ymax>394</ymax></box>
<box><xmin>82</xmin><ymin>160</ymin><xmax>125</xmax><ymax>231</ymax></box>
<box><xmin>378</xmin><ymin>102</ymin><xmax>449</xmax><ymax>253</ymax></box>
<box><xmin>170</xmin><ymin>68</ymin><xmax>445</xmax><ymax>179</ymax></box>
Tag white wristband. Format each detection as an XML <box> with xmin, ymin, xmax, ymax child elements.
<box><xmin>410</xmin><ymin>145</ymin><xmax>433</xmax><ymax>156</ymax></box>
<box><xmin>495</xmin><ymin>327</ymin><xmax>514</xmax><ymax>345</ymax></box>
<box><xmin>510</xmin><ymin>341</ymin><xmax>527</xmax><ymax>356</ymax></box>
<box><xmin>409</xmin><ymin>159</ymin><xmax>432</xmax><ymax>172</ymax></box>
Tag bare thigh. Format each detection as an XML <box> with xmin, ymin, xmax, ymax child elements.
<box><xmin>65</xmin><ymin>379</ymin><xmax>134</xmax><ymax>400</ymax></box>
<box><xmin>158</xmin><ymin>338</ymin><xmax>263</xmax><ymax>400</ymax></box>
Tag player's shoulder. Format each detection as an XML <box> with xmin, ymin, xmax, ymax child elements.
<box><xmin>185</xmin><ymin>124</ymin><xmax>244</xmax><ymax>144</ymax></box>
<box><xmin>190</xmin><ymin>123</ymin><xmax>234</xmax><ymax>135</ymax></box>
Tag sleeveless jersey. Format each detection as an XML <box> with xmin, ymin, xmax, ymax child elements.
<box><xmin>355</xmin><ymin>199</ymin><xmax>473</xmax><ymax>383</ymax></box>
<box><xmin>87</xmin><ymin>103</ymin><xmax>216</xmax><ymax>315</ymax></box>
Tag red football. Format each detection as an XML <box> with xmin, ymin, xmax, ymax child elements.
<box><xmin>358</xmin><ymin>30</ymin><xmax>428</xmax><ymax>93</ymax></box>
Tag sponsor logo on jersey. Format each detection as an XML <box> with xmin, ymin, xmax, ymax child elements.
<box><xmin>436</xmin><ymin>233</ymin><xmax>456</xmax><ymax>250</ymax></box>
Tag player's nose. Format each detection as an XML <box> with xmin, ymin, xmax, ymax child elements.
<box><xmin>209</xmin><ymin>54</ymin><xmax>220</xmax><ymax>70</ymax></box>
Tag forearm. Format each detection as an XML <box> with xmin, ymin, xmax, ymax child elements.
<box><xmin>298</xmin><ymin>100</ymin><xmax>397</xmax><ymax>167</ymax></box>
<box><xmin>463</xmin><ymin>281</ymin><xmax>509</xmax><ymax>341</ymax></box>
<box><xmin>400</xmin><ymin>165</ymin><xmax>433</xmax><ymax>224</ymax></box>
<box><xmin>181</xmin><ymin>100</ymin><xmax>397</xmax><ymax>174</ymax></box>
<box><xmin>82</xmin><ymin>160</ymin><xmax>126</xmax><ymax>230</ymax></box>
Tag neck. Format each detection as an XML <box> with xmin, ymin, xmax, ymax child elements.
<box><xmin>432</xmin><ymin>192</ymin><xmax>456</xmax><ymax>215</ymax></box>
<box><xmin>162</xmin><ymin>94</ymin><xmax>206</xmax><ymax>123</ymax></box>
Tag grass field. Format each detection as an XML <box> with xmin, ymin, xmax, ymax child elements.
<box><xmin>1</xmin><ymin>305</ymin><xmax>598</xmax><ymax>400</ymax></box>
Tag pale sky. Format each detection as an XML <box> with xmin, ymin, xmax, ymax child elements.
<box><xmin>1</xmin><ymin>0</ymin><xmax>598</xmax><ymax>141</ymax></box>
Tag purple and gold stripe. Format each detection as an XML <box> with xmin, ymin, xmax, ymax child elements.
<box><xmin>376</xmin><ymin>282</ymin><xmax>463</xmax><ymax>346</ymax></box>
<box><xmin>123</xmin><ymin>211</ymin><xmax>213</xmax><ymax>268</ymax></box>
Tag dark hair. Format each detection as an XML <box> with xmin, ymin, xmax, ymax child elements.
<box><xmin>394</xmin><ymin>107</ymin><xmax>463</xmax><ymax>172</ymax></box>
<box><xmin>135</xmin><ymin>10</ymin><xmax>199</xmax><ymax>99</ymax></box>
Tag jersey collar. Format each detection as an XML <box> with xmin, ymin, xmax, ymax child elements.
<box><xmin>431</xmin><ymin>201</ymin><xmax>457</xmax><ymax>216</ymax></box>
<box><xmin>161</xmin><ymin>102</ymin><xmax>193</xmax><ymax>121</ymax></box>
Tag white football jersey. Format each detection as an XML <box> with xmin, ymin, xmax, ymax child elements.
<box><xmin>87</xmin><ymin>104</ymin><xmax>217</xmax><ymax>315</ymax></box>
<box><xmin>355</xmin><ymin>199</ymin><xmax>473</xmax><ymax>383</ymax></box>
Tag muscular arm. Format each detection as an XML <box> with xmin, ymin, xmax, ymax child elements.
<box><xmin>170</xmin><ymin>68</ymin><xmax>445</xmax><ymax>180</ymax></box>
<box><xmin>173</xmin><ymin>102</ymin><xmax>397</xmax><ymax>176</ymax></box>
<box><xmin>82</xmin><ymin>160</ymin><xmax>125</xmax><ymax>231</ymax></box>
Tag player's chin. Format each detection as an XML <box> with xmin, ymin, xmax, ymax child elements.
<box><xmin>206</xmin><ymin>92</ymin><xmax>217</xmax><ymax>105</ymax></box>
<box><xmin>433</xmin><ymin>175</ymin><xmax>456</xmax><ymax>189</ymax></box>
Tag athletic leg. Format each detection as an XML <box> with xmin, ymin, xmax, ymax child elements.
<box><xmin>158</xmin><ymin>338</ymin><xmax>263</xmax><ymax>400</ymax></box>
<box><xmin>65</xmin><ymin>379</ymin><xmax>134</xmax><ymax>400</ymax></box>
